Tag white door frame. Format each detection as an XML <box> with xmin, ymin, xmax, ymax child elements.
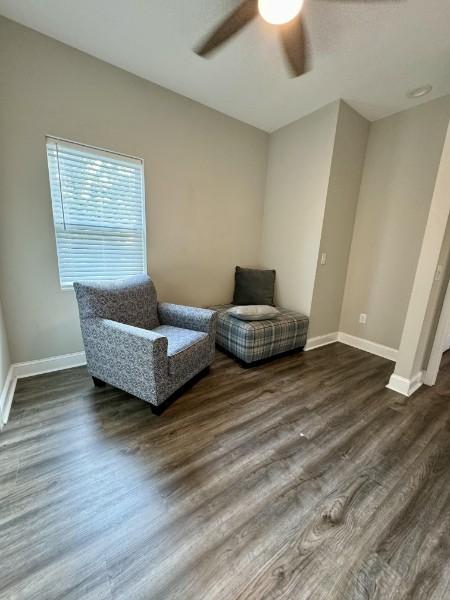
<box><xmin>424</xmin><ymin>274</ymin><xmax>450</xmax><ymax>386</ymax></box>
<box><xmin>387</xmin><ymin>120</ymin><xmax>450</xmax><ymax>395</ymax></box>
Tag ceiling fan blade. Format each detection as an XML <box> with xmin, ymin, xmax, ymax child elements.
<box><xmin>195</xmin><ymin>0</ymin><xmax>259</xmax><ymax>56</ymax></box>
<box><xmin>279</xmin><ymin>13</ymin><xmax>309</xmax><ymax>78</ymax></box>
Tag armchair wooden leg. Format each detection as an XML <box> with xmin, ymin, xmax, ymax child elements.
<box><xmin>92</xmin><ymin>376</ymin><xmax>106</xmax><ymax>387</ymax></box>
<box><xmin>150</xmin><ymin>366</ymin><xmax>211</xmax><ymax>416</ymax></box>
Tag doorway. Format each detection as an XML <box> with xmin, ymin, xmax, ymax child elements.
<box><xmin>424</xmin><ymin>273</ymin><xmax>450</xmax><ymax>386</ymax></box>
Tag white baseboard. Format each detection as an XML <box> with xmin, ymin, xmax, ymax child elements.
<box><xmin>305</xmin><ymin>331</ymin><xmax>398</xmax><ymax>362</ymax></box>
<box><xmin>337</xmin><ymin>332</ymin><xmax>398</xmax><ymax>362</ymax></box>
<box><xmin>13</xmin><ymin>351</ymin><xmax>86</xmax><ymax>379</ymax></box>
<box><xmin>304</xmin><ymin>332</ymin><xmax>339</xmax><ymax>351</ymax></box>
<box><xmin>386</xmin><ymin>371</ymin><xmax>424</xmax><ymax>397</ymax></box>
<box><xmin>0</xmin><ymin>366</ymin><xmax>17</xmax><ymax>428</ymax></box>
<box><xmin>1</xmin><ymin>351</ymin><xmax>86</xmax><ymax>429</ymax></box>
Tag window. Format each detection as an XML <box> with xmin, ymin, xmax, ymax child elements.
<box><xmin>46</xmin><ymin>137</ymin><xmax>146</xmax><ymax>288</ymax></box>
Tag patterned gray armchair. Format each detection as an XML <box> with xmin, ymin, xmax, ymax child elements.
<box><xmin>73</xmin><ymin>274</ymin><xmax>217</xmax><ymax>413</ymax></box>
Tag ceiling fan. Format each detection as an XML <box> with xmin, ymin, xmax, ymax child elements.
<box><xmin>195</xmin><ymin>0</ymin><xmax>400</xmax><ymax>78</ymax></box>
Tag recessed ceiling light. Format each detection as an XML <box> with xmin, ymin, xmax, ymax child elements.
<box><xmin>258</xmin><ymin>0</ymin><xmax>304</xmax><ymax>25</ymax></box>
<box><xmin>406</xmin><ymin>85</ymin><xmax>433</xmax><ymax>99</ymax></box>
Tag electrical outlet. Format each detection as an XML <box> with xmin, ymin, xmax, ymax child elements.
<box><xmin>359</xmin><ymin>313</ymin><xmax>367</xmax><ymax>324</ymax></box>
<box><xmin>435</xmin><ymin>265</ymin><xmax>443</xmax><ymax>282</ymax></box>
<box><xmin>320</xmin><ymin>252</ymin><xmax>327</xmax><ymax>266</ymax></box>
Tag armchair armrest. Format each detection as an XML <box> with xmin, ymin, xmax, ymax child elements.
<box><xmin>82</xmin><ymin>318</ymin><xmax>169</xmax><ymax>405</ymax></box>
<box><xmin>158</xmin><ymin>303</ymin><xmax>217</xmax><ymax>334</ymax></box>
<box><xmin>96</xmin><ymin>319</ymin><xmax>167</xmax><ymax>346</ymax></box>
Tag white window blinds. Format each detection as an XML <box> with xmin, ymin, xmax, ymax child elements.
<box><xmin>46</xmin><ymin>138</ymin><xmax>146</xmax><ymax>288</ymax></box>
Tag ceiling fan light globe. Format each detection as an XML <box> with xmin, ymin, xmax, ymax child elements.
<box><xmin>258</xmin><ymin>0</ymin><xmax>304</xmax><ymax>25</ymax></box>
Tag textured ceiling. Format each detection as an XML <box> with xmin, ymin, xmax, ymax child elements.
<box><xmin>0</xmin><ymin>0</ymin><xmax>449</xmax><ymax>131</ymax></box>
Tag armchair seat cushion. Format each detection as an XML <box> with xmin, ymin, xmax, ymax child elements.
<box><xmin>153</xmin><ymin>325</ymin><xmax>209</xmax><ymax>376</ymax></box>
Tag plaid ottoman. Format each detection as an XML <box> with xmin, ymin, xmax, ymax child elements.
<box><xmin>210</xmin><ymin>304</ymin><xmax>309</xmax><ymax>364</ymax></box>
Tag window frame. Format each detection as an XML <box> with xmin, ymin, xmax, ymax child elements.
<box><xmin>45</xmin><ymin>135</ymin><xmax>148</xmax><ymax>291</ymax></box>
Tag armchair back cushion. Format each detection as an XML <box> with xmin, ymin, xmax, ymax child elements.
<box><xmin>74</xmin><ymin>274</ymin><xmax>159</xmax><ymax>330</ymax></box>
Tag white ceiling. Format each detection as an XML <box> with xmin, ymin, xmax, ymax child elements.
<box><xmin>1</xmin><ymin>0</ymin><xmax>449</xmax><ymax>132</ymax></box>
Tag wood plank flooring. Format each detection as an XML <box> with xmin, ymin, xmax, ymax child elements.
<box><xmin>1</xmin><ymin>343</ymin><xmax>449</xmax><ymax>600</ymax></box>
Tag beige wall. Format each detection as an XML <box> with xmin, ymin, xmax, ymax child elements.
<box><xmin>260</xmin><ymin>101</ymin><xmax>340</xmax><ymax>315</ymax></box>
<box><xmin>340</xmin><ymin>96</ymin><xmax>450</xmax><ymax>349</ymax></box>
<box><xmin>0</xmin><ymin>300</ymin><xmax>11</xmax><ymax>396</ymax></box>
<box><xmin>308</xmin><ymin>103</ymin><xmax>369</xmax><ymax>338</ymax></box>
<box><xmin>0</xmin><ymin>17</ymin><xmax>268</xmax><ymax>363</ymax></box>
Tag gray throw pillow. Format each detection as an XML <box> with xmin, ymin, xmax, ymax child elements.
<box><xmin>233</xmin><ymin>266</ymin><xmax>276</xmax><ymax>306</ymax></box>
<box><xmin>227</xmin><ymin>305</ymin><xmax>280</xmax><ymax>321</ymax></box>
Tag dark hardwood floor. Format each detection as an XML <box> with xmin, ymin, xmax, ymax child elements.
<box><xmin>1</xmin><ymin>344</ymin><xmax>449</xmax><ymax>600</ymax></box>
